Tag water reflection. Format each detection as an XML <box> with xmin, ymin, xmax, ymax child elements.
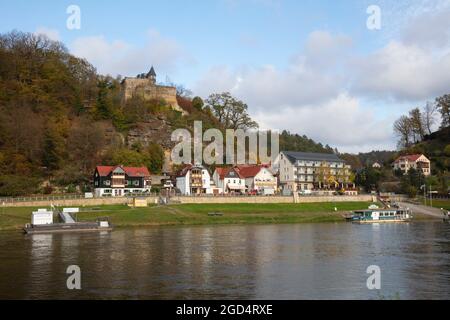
<box><xmin>0</xmin><ymin>221</ymin><xmax>449</xmax><ymax>299</ymax></box>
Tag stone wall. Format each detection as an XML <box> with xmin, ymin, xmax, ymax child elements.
<box><xmin>5</xmin><ymin>195</ymin><xmax>375</xmax><ymax>207</ymax></box>
<box><xmin>171</xmin><ymin>195</ymin><xmax>375</xmax><ymax>204</ymax></box>
<box><xmin>121</xmin><ymin>78</ymin><xmax>184</xmax><ymax>113</ymax></box>
<box><xmin>4</xmin><ymin>197</ymin><xmax>158</xmax><ymax>207</ymax></box>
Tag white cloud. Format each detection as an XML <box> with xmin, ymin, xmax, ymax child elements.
<box><xmin>35</xmin><ymin>27</ymin><xmax>60</xmax><ymax>41</ymax></box>
<box><xmin>254</xmin><ymin>94</ymin><xmax>395</xmax><ymax>153</ymax></box>
<box><xmin>401</xmin><ymin>6</ymin><xmax>450</xmax><ymax>48</ymax></box>
<box><xmin>192</xmin><ymin>31</ymin><xmax>399</xmax><ymax>152</ymax></box>
<box><xmin>194</xmin><ymin>31</ymin><xmax>349</xmax><ymax>109</ymax></box>
<box><xmin>70</xmin><ymin>29</ymin><xmax>191</xmax><ymax>77</ymax></box>
<box><xmin>350</xmin><ymin>41</ymin><xmax>450</xmax><ymax>101</ymax></box>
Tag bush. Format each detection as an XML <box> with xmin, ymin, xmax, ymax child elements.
<box><xmin>0</xmin><ymin>175</ymin><xmax>40</xmax><ymax>196</ymax></box>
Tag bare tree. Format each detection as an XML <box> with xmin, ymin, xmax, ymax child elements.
<box><xmin>422</xmin><ymin>101</ymin><xmax>437</xmax><ymax>135</ymax></box>
<box><xmin>393</xmin><ymin>115</ymin><xmax>413</xmax><ymax>148</ymax></box>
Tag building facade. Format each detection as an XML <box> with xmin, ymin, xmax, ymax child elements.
<box><xmin>212</xmin><ymin>167</ymin><xmax>246</xmax><ymax>194</ymax></box>
<box><xmin>273</xmin><ymin>151</ymin><xmax>353</xmax><ymax>193</ymax></box>
<box><xmin>176</xmin><ymin>164</ymin><xmax>212</xmax><ymax>195</ymax></box>
<box><xmin>392</xmin><ymin>154</ymin><xmax>431</xmax><ymax>176</ymax></box>
<box><xmin>234</xmin><ymin>165</ymin><xmax>277</xmax><ymax>194</ymax></box>
<box><xmin>94</xmin><ymin>165</ymin><xmax>151</xmax><ymax>197</ymax></box>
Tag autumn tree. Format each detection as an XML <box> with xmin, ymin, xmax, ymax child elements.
<box><xmin>408</xmin><ymin>108</ymin><xmax>425</xmax><ymax>142</ymax></box>
<box><xmin>205</xmin><ymin>92</ymin><xmax>258</xmax><ymax>130</ymax></box>
<box><xmin>192</xmin><ymin>96</ymin><xmax>204</xmax><ymax>111</ymax></box>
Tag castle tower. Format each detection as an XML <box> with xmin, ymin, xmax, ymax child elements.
<box><xmin>146</xmin><ymin>66</ymin><xmax>156</xmax><ymax>84</ymax></box>
<box><xmin>121</xmin><ymin>66</ymin><xmax>186</xmax><ymax>114</ymax></box>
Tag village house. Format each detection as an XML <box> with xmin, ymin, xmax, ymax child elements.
<box><xmin>93</xmin><ymin>165</ymin><xmax>151</xmax><ymax>197</ymax></box>
<box><xmin>212</xmin><ymin>167</ymin><xmax>246</xmax><ymax>194</ymax></box>
<box><xmin>392</xmin><ymin>154</ymin><xmax>431</xmax><ymax>176</ymax></box>
<box><xmin>176</xmin><ymin>164</ymin><xmax>212</xmax><ymax>195</ymax></box>
<box><xmin>234</xmin><ymin>165</ymin><xmax>277</xmax><ymax>195</ymax></box>
<box><xmin>212</xmin><ymin>165</ymin><xmax>277</xmax><ymax>195</ymax></box>
<box><xmin>272</xmin><ymin>151</ymin><xmax>354</xmax><ymax>194</ymax></box>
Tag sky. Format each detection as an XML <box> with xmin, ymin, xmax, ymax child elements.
<box><xmin>1</xmin><ymin>0</ymin><xmax>450</xmax><ymax>153</ymax></box>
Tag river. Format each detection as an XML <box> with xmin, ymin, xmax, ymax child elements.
<box><xmin>0</xmin><ymin>221</ymin><xmax>449</xmax><ymax>299</ymax></box>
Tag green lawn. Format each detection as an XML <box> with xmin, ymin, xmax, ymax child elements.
<box><xmin>430</xmin><ymin>199</ymin><xmax>450</xmax><ymax>211</ymax></box>
<box><xmin>0</xmin><ymin>202</ymin><xmax>374</xmax><ymax>231</ymax></box>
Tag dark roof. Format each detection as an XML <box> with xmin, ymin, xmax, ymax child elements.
<box><xmin>281</xmin><ymin>151</ymin><xmax>344</xmax><ymax>163</ymax></box>
<box><xmin>146</xmin><ymin>66</ymin><xmax>156</xmax><ymax>78</ymax></box>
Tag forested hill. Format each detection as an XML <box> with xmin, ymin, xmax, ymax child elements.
<box><xmin>401</xmin><ymin>126</ymin><xmax>450</xmax><ymax>174</ymax></box>
<box><xmin>0</xmin><ymin>31</ymin><xmax>333</xmax><ymax>196</ymax></box>
<box><xmin>279</xmin><ymin>130</ymin><xmax>335</xmax><ymax>154</ymax></box>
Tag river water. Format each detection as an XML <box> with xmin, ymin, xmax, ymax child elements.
<box><xmin>0</xmin><ymin>221</ymin><xmax>449</xmax><ymax>299</ymax></box>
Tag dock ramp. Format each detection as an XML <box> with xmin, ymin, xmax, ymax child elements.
<box><xmin>59</xmin><ymin>211</ymin><xmax>76</xmax><ymax>223</ymax></box>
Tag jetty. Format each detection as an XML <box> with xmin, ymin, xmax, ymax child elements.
<box><xmin>23</xmin><ymin>207</ymin><xmax>112</xmax><ymax>234</ymax></box>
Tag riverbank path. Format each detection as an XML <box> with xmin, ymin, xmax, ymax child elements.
<box><xmin>398</xmin><ymin>202</ymin><xmax>447</xmax><ymax>219</ymax></box>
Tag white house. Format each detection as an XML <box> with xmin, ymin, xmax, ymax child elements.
<box><xmin>234</xmin><ymin>165</ymin><xmax>277</xmax><ymax>194</ymax></box>
<box><xmin>212</xmin><ymin>167</ymin><xmax>246</xmax><ymax>194</ymax></box>
<box><xmin>176</xmin><ymin>164</ymin><xmax>213</xmax><ymax>195</ymax></box>
<box><xmin>392</xmin><ymin>154</ymin><xmax>431</xmax><ymax>176</ymax></box>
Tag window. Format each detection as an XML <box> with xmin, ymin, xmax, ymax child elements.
<box><xmin>104</xmin><ymin>180</ymin><xmax>111</xmax><ymax>186</ymax></box>
<box><xmin>134</xmin><ymin>180</ymin><xmax>139</xmax><ymax>186</ymax></box>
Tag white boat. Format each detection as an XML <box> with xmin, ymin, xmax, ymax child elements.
<box><xmin>351</xmin><ymin>208</ymin><xmax>412</xmax><ymax>223</ymax></box>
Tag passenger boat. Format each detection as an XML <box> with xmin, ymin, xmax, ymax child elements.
<box><xmin>351</xmin><ymin>208</ymin><xmax>412</xmax><ymax>223</ymax></box>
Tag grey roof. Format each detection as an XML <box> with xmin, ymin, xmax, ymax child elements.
<box><xmin>147</xmin><ymin>66</ymin><xmax>156</xmax><ymax>78</ymax></box>
<box><xmin>282</xmin><ymin>151</ymin><xmax>344</xmax><ymax>163</ymax></box>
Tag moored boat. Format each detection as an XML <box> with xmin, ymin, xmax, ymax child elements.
<box><xmin>23</xmin><ymin>208</ymin><xmax>113</xmax><ymax>234</ymax></box>
<box><xmin>24</xmin><ymin>220</ymin><xmax>113</xmax><ymax>234</ymax></box>
<box><xmin>351</xmin><ymin>208</ymin><xmax>412</xmax><ymax>223</ymax></box>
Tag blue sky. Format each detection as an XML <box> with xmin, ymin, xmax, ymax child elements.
<box><xmin>1</xmin><ymin>0</ymin><xmax>450</xmax><ymax>152</ymax></box>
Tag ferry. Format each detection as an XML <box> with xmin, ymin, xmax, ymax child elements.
<box><xmin>351</xmin><ymin>208</ymin><xmax>412</xmax><ymax>224</ymax></box>
<box><xmin>23</xmin><ymin>207</ymin><xmax>113</xmax><ymax>234</ymax></box>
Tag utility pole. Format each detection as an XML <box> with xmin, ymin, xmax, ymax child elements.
<box><xmin>429</xmin><ymin>186</ymin><xmax>433</xmax><ymax>208</ymax></box>
<box><xmin>421</xmin><ymin>184</ymin><xmax>426</xmax><ymax>206</ymax></box>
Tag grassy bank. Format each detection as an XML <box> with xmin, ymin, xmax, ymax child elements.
<box><xmin>429</xmin><ymin>200</ymin><xmax>450</xmax><ymax>211</ymax></box>
<box><xmin>0</xmin><ymin>202</ymin><xmax>374</xmax><ymax>231</ymax></box>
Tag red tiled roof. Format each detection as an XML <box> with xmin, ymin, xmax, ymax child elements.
<box><xmin>96</xmin><ymin>165</ymin><xmax>150</xmax><ymax>177</ymax></box>
<box><xmin>214</xmin><ymin>167</ymin><xmax>231</xmax><ymax>179</ymax></box>
<box><xmin>394</xmin><ymin>154</ymin><xmax>425</xmax><ymax>163</ymax></box>
<box><xmin>234</xmin><ymin>165</ymin><xmax>264</xmax><ymax>178</ymax></box>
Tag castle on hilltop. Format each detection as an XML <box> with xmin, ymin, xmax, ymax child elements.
<box><xmin>121</xmin><ymin>66</ymin><xmax>185</xmax><ymax>113</ymax></box>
